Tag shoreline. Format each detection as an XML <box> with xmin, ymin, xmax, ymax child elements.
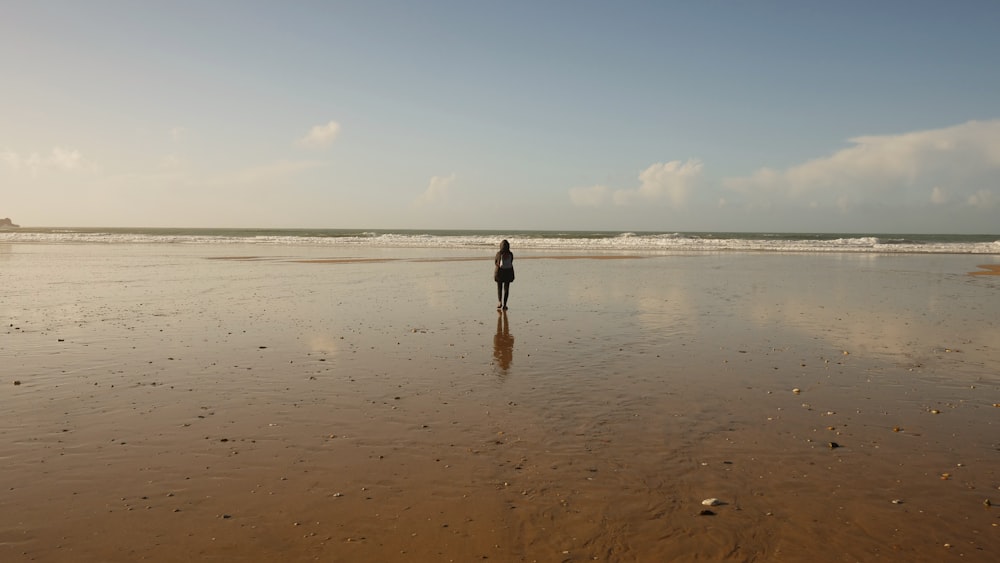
<box><xmin>2</xmin><ymin>228</ymin><xmax>998</xmax><ymax>255</ymax></box>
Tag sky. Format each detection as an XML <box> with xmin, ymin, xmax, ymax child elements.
<box><xmin>2</xmin><ymin>0</ymin><xmax>999</xmax><ymax>233</ymax></box>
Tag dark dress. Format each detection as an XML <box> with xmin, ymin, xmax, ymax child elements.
<box><xmin>494</xmin><ymin>251</ymin><xmax>515</xmax><ymax>283</ymax></box>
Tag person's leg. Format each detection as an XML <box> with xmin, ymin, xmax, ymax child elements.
<box><xmin>497</xmin><ymin>282</ymin><xmax>503</xmax><ymax>308</ymax></box>
<box><xmin>502</xmin><ymin>282</ymin><xmax>510</xmax><ymax>308</ymax></box>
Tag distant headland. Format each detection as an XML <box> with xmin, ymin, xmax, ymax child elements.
<box><xmin>0</xmin><ymin>218</ymin><xmax>20</xmax><ymax>228</ymax></box>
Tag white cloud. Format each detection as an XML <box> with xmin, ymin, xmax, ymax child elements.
<box><xmin>569</xmin><ymin>159</ymin><xmax>704</xmax><ymax>208</ymax></box>
<box><xmin>967</xmin><ymin>189</ymin><xmax>996</xmax><ymax>208</ymax></box>
<box><xmin>569</xmin><ymin>185</ymin><xmax>611</xmax><ymax>206</ymax></box>
<box><xmin>49</xmin><ymin>147</ymin><xmax>89</xmax><ymax>170</ymax></box>
<box><xmin>617</xmin><ymin>159</ymin><xmax>703</xmax><ymax>206</ymax></box>
<box><xmin>0</xmin><ymin>151</ymin><xmax>18</xmax><ymax>169</ymax></box>
<box><xmin>298</xmin><ymin>120</ymin><xmax>341</xmax><ymax>148</ymax></box>
<box><xmin>724</xmin><ymin>120</ymin><xmax>1000</xmax><ymax>209</ymax></box>
<box><xmin>930</xmin><ymin>186</ymin><xmax>949</xmax><ymax>205</ymax></box>
<box><xmin>416</xmin><ymin>174</ymin><xmax>456</xmax><ymax>206</ymax></box>
<box><xmin>0</xmin><ymin>147</ymin><xmax>99</xmax><ymax>175</ymax></box>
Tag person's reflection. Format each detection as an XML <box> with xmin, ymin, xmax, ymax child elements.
<box><xmin>493</xmin><ymin>310</ymin><xmax>514</xmax><ymax>373</ymax></box>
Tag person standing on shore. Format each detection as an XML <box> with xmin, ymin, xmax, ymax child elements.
<box><xmin>494</xmin><ymin>239</ymin><xmax>515</xmax><ymax>310</ymax></box>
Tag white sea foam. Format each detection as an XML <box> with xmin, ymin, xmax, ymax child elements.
<box><xmin>0</xmin><ymin>230</ymin><xmax>997</xmax><ymax>254</ymax></box>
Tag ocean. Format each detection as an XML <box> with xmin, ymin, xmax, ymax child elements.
<box><xmin>1</xmin><ymin>227</ymin><xmax>998</xmax><ymax>254</ymax></box>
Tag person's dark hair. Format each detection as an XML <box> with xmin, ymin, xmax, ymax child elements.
<box><xmin>500</xmin><ymin>239</ymin><xmax>510</xmax><ymax>252</ymax></box>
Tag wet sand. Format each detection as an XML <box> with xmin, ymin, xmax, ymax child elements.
<box><xmin>1</xmin><ymin>244</ymin><xmax>999</xmax><ymax>562</ymax></box>
<box><xmin>970</xmin><ymin>264</ymin><xmax>1000</xmax><ymax>276</ymax></box>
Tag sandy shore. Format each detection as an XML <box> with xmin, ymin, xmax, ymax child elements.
<box><xmin>1</xmin><ymin>243</ymin><xmax>998</xmax><ymax>562</ymax></box>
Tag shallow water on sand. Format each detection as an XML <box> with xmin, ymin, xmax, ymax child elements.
<box><xmin>1</xmin><ymin>245</ymin><xmax>998</xmax><ymax>561</ymax></box>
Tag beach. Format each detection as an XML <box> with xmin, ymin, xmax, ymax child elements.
<box><xmin>1</xmin><ymin>242</ymin><xmax>999</xmax><ymax>562</ymax></box>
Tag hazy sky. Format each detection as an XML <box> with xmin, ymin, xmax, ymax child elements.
<box><xmin>2</xmin><ymin>1</ymin><xmax>999</xmax><ymax>232</ymax></box>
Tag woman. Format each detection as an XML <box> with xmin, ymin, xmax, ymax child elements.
<box><xmin>494</xmin><ymin>239</ymin><xmax>515</xmax><ymax>310</ymax></box>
